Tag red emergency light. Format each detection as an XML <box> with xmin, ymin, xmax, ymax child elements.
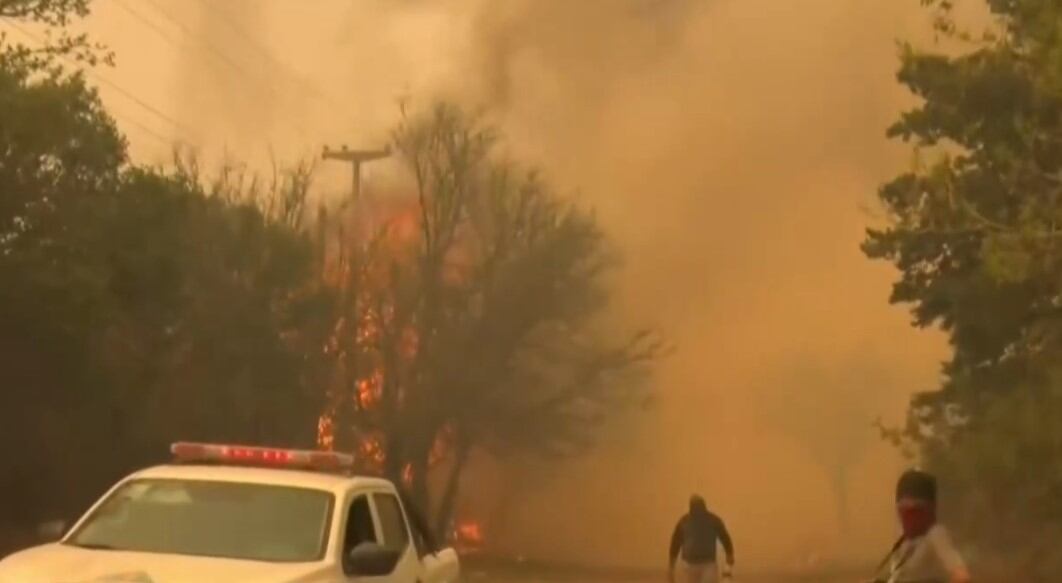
<box><xmin>170</xmin><ymin>442</ymin><xmax>354</xmax><ymax>472</ymax></box>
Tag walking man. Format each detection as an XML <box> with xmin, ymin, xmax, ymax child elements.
<box><xmin>668</xmin><ymin>495</ymin><xmax>735</xmax><ymax>583</ymax></box>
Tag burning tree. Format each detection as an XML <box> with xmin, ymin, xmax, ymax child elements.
<box><xmin>319</xmin><ymin>103</ymin><xmax>663</xmax><ymax>536</ymax></box>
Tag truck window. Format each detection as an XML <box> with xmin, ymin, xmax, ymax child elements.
<box><xmin>342</xmin><ymin>495</ymin><xmax>376</xmax><ymax>561</ymax></box>
<box><xmin>65</xmin><ymin>479</ymin><xmax>332</xmax><ymax>563</ymax></box>
<box><xmin>373</xmin><ymin>493</ymin><xmax>410</xmax><ymax>553</ymax></box>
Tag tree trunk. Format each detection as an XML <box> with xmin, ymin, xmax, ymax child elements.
<box><xmin>833</xmin><ymin>467</ymin><xmax>850</xmax><ymax>535</ymax></box>
<box><xmin>383</xmin><ymin>432</ymin><xmax>405</xmax><ymax>484</ymax></box>
<box><xmin>411</xmin><ymin>461</ymin><xmax>430</xmax><ymax>514</ymax></box>
<box><xmin>434</xmin><ymin>437</ymin><xmax>472</xmax><ymax>540</ymax></box>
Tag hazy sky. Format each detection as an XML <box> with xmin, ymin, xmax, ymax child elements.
<box><xmin>63</xmin><ymin>0</ymin><xmax>976</xmax><ymax>570</ymax></box>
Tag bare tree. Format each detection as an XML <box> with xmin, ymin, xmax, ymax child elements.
<box><xmin>761</xmin><ymin>357</ymin><xmax>890</xmax><ymax>535</ymax></box>
<box><xmin>324</xmin><ymin>103</ymin><xmax>663</xmax><ymax>536</ymax></box>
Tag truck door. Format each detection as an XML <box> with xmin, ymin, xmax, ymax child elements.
<box><xmin>371</xmin><ymin>492</ymin><xmax>423</xmax><ymax>583</ymax></box>
<box><xmin>340</xmin><ymin>494</ymin><xmax>383</xmax><ymax>581</ymax></box>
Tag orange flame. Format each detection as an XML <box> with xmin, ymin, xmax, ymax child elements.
<box><xmin>314</xmin><ymin>193</ymin><xmax>477</xmax><ymax>476</ymax></box>
<box><xmin>455</xmin><ymin>520</ymin><xmax>484</xmax><ymax>545</ymax></box>
<box><xmin>316</xmin><ymin>414</ymin><xmax>335</xmax><ymax>451</ymax></box>
<box><xmin>357</xmin><ymin>434</ymin><xmax>386</xmax><ymax>468</ymax></box>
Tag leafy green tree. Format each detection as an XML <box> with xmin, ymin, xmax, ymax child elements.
<box><xmin>0</xmin><ymin>1</ymin><xmax>126</xmax><ymax>530</ymax></box>
<box><xmin>0</xmin><ymin>2</ymin><xmax>325</xmax><ymax>544</ymax></box>
<box><xmin>94</xmin><ymin>161</ymin><xmax>326</xmax><ymax>459</ymax></box>
<box><xmin>865</xmin><ymin>1</ymin><xmax>1062</xmax><ymax>577</ymax></box>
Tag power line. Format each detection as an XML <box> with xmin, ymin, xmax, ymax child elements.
<box><xmin>192</xmin><ymin>0</ymin><xmax>349</xmax><ymax>114</ymax></box>
<box><xmin>108</xmin><ymin>0</ymin><xmax>312</xmax><ymax>142</ymax></box>
<box><xmin>85</xmin><ymin>68</ymin><xmax>191</xmax><ymax>136</ymax></box>
<box><xmin>111</xmin><ymin>111</ymin><xmax>174</xmax><ymax>146</ymax></box>
<box><xmin>131</xmin><ymin>0</ymin><xmax>278</xmax><ymax>95</ymax></box>
<box><xmin>0</xmin><ymin>18</ymin><xmax>186</xmax><ymax>147</ymax></box>
<box><xmin>0</xmin><ymin>18</ymin><xmax>187</xmax><ymax>133</ymax></box>
<box><xmin>107</xmin><ymin>0</ymin><xmax>186</xmax><ymax>54</ymax></box>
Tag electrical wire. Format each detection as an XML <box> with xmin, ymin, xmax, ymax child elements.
<box><xmin>192</xmin><ymin>0</ymin><xmax>349</xmax><ymax>114</ymax></box>
<box><xmin>129</xmin><ymin>0</ymin><xmax>279</xmax><ymax>96</ymax></box>
<box><xmin>0</xmin><ymin>18</ymin><xmax>185</xmax><ymax>148</ymax></box>
<box><xmin>108</xmin><ymin>0</ymin><xmax>313</xmax><ymax>142</ymax></box>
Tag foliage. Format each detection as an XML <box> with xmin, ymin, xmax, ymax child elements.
<box><xmin>0</xmin><ymin>7</ymin><xmax>124</xmax><ymax>526</ymax></box>
<box><xmin>865</xmin><ymin>0</ymin><xmax>1062</xmax><ymax>577</ymax></box>
<box><xmin>0</xmin><ymin>0</ymin><xmax>89</xmax><ymax>24</ymax></box>
<box><xmin>0</xmin><ymin>0</ymin><xmax>111</xmax><ymax>68</ymax></box>
<box><xmin>0</xmin><ymin>4</ymin><xmax>324</xmax><ymax>535</ymax></box>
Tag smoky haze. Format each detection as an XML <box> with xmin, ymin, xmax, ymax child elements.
<box><xmin>82</xmin><ymin>0</ymin><xmax>963</xmax><ymax>571</ymax></box>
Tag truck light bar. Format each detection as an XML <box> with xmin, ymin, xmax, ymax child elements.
<box><xmin>170</xmin><ymin>442</ymin><xmax>354</xmax><ymax>471</ymax></box>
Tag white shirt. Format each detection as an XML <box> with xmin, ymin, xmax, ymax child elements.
<box><xmin>886</xmin><ymin>524</ymin><xmax>967</xmax><ymax>583</ymax></box>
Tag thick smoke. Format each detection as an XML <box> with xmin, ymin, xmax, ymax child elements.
<box><xmin>445</xmin><ymin>0</ymin><xmax>946</xmax><ymax>567</ymax></box>
<box><xmin>85</xmin><ymin>0</ymin><xmax>963</xmax><ymax>570</ymax></box>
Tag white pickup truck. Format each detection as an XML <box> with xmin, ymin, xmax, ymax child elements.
<box><xmin>0</xmin><ymin>442</ymin><xmax>461</xmax><ymax>583</ymax></box>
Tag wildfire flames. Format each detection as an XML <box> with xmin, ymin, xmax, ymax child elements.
<box><xmin>314</xmin><ymin>193</ymin><xmax>458</xmax><ymax>482</ymax></box>
<box><xmin>316</xmin><ymin>415</ymin><xmax>335</xmax><ymax>451</ymax></box>
<box><xmin>310</xmin><ymin>188</ymin><xmax>490</xmax><ymax>550</ymax></box>
<box><xmin>451</xmin><ymin>519</ymin><xmax>486</xmax><ymax>554</ymax></box>
<box><xmin>456</xmin><ymin>521</ymin><xmax>484</xmax><ymax>544</ymax></box>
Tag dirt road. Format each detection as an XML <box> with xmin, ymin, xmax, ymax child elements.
<box><xmin>459</xmin><ymin>559</ymin><xmax>862</xmax><ymax>583</ymax></box>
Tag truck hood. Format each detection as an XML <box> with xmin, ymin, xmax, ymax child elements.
<box><xmin>0</xmin><ymin>544</ymin><xmax>334</xmax><ymax>583</ymax></box>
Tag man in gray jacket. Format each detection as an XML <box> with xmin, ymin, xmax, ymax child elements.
<box><xmin>668</xmin><ymin>495</ymin><xmax>734</xmax><ymax>583</ymax></box>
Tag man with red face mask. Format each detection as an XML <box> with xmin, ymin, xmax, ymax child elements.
<box><xmin>871</xmin><ymin>470</ymin><xmax>970</xmax><ymax>583</ymax></box>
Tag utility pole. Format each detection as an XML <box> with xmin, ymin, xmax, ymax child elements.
<box><xmin>322</xmin><ymin>144</ymin><xmax>391</xmax><ymax>200</ymax></box>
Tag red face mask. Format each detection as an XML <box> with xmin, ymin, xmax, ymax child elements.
<box><xmin>897</xmin><ymin>502</ymin><xmax>936</xmax><ymax>538</ymax></box>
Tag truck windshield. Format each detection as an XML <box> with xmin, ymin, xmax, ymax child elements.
<box><xmin>66</xmin><ymin>479</ymin><xmax>333</xmax><ymax>563</ymax></box>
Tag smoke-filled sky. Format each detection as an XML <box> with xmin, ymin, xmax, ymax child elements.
<box><xmin>67</xmin><ymin>0</ymin><xmax>996</xmax><ymax>570</ymax></box>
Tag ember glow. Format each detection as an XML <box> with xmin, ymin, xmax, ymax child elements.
<box><xmin>355</xmin><ymin>372</ymin><xmax>382</xmax><ymax>410</ymax></box>
<box><xmin>457</xmin><ymin>521</ymin><xmax>484</xmax><ymax>543</ymax></box>
<box><xmin>358</xmin><ymin>435</ymin><xmax>387</xmax><ymax>468</ymax></box>
<box><xmin>452</xmin><ymin>519</ymin><xmax>486</xmax><ymax>554</ymax></box>
<box><xmin>316</xmin><ymin>414</ymin><xmax>335</xmax><ymax>451</ymax></box>
<box><xmin>402</xmin><ymin>463</ymin><xmax>415</xmax><ymax>488</ymax></box>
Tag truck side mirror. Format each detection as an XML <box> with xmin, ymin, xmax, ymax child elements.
<box><xmin>35</xmin><ymin>520</ymin><xmax>67</xmax><ymax>542</ymax></box>
<box><xmin>347</xmin><ymin>542</ymin><xmax>401</xmax><ymax>576</ymax></box>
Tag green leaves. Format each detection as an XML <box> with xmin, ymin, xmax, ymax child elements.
<box><xmin>0</xmin><ymin>2</ymin><xmax>324</xmax><ymax>531</ymax></box>
<box><xmin>0</xmin><ymin>0</ymin><xmax>113</xmax><ymax>71</ymax></box>
<box><xmin>868</xmin><ymin>0</ymin><xmax>1062</xmax><ymax>572</ymax></box>
<box><xmin>980</xmin><ymin>231</ymin><xmax>1034</xmax><ymax>283</ymax></box>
